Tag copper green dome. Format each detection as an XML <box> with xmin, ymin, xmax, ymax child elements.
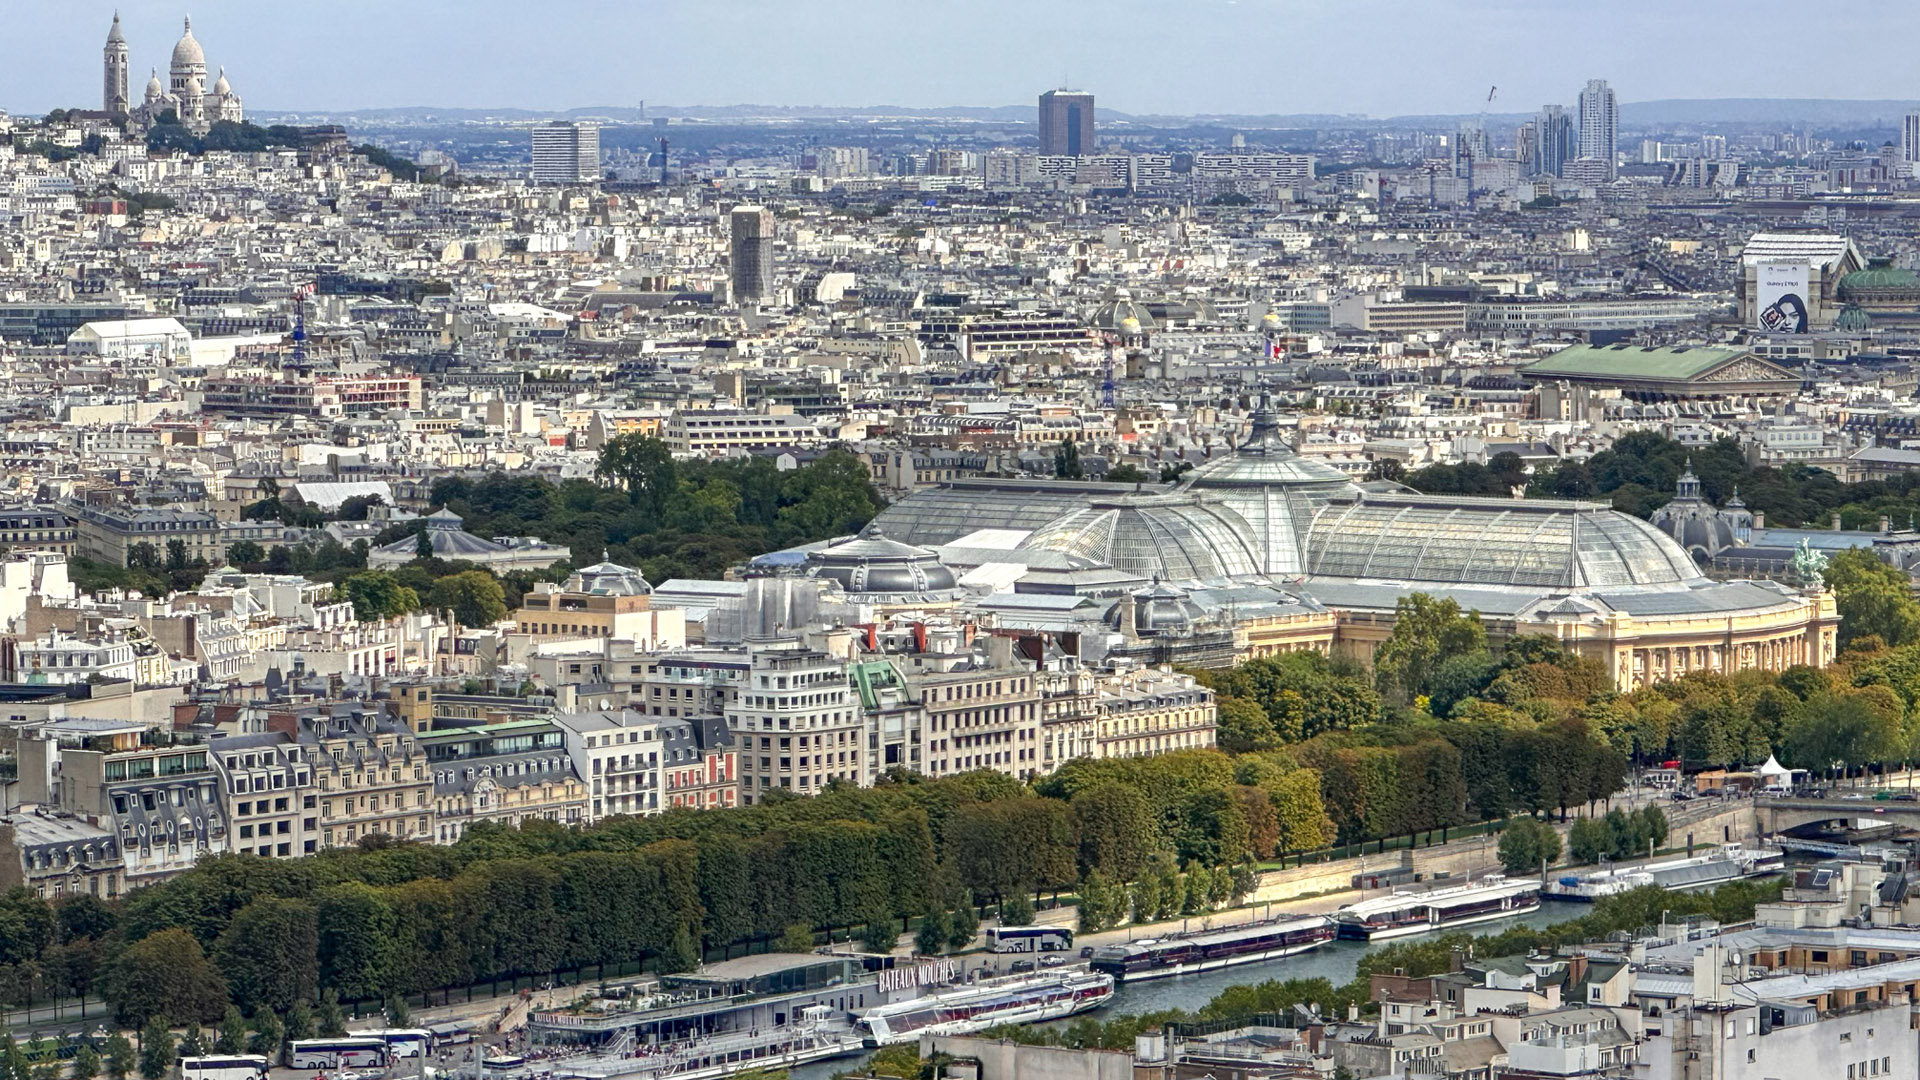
<box><xmin>1839</xmin><ymin>258</ymin><xmax>1920</xmax><ymax>298</ymax></box>
<box><xmin>1835</xmin><ymin>303</ymin><xmax>1872</xmax><ymax>332</ymax></box>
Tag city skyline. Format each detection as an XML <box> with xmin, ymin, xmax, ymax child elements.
<box><xmin>8</xmin><ymin>1</ymin><xmax>1920</xmax><ymax>119</ymax></box>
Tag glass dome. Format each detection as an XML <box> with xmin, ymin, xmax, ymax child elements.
<box><xmin>1303</xmin><ymin>494</ymin><xmax>1703</xmax><ymax>589</ymax></box>
<box><xmin>1018</xmin><ymin>497</ymin><xmax>1265</xmax><ymax>583</ymax></box>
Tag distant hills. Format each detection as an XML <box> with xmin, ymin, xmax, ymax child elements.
<box><xmin>253</xmin><ymin>98</ymin><xmax>1920</xmax><ymax>132</ymax></box>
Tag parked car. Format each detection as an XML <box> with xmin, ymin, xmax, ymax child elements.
<box><xmin>1009</xmin><ymin>959</ymin><xmax>1037</xmax><ymax>974</ymax></box>
<box><xmin>1042</xmin><ymin>954</ymin><xmax>1067</xmax><ymax>968</ymax></box>
<box><xmin>1079</xmin><ymin>946</ymin><xmax>1095</xmax><ymax>959</ymax></box>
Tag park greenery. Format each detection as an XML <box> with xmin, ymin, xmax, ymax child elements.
<box><xmin>71</xmin><ymin>442</ymin><xmax>883</xmax><ymax>624</ymax></box>
<box><xmin>1407</xmin><ymin>429</ymin><xmax>1920</xmax><ymax>531</ymax></box>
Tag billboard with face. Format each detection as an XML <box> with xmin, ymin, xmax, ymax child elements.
<box><xmin>1756</xmin><ymin>261</ymin><xmax>1810</xmax><ymax>333</ymax></box>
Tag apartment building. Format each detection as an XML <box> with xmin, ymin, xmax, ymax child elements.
<box><xmin>211</xmin><ymin>730</ymin><xmax>317</xmax><ymax>858</ymax></box>
<box><xmin>421</xmin><ymin>720</ymin><xmax>586</xmax><ymax>842</ymax></box>
<box><xmin>661</xmin><ymin>716</ymin><xmax>736</xmax><ymax>811</ymax></box>
<box><xmin>553</xmin><ymin>707</ymin><xmax>668</xmax><ymax>822</ymax></box>
<box><xmin>903</xmin><ymin>634</ymin><xmax>1043</xmax><ymax>781</ymax></box>
<box><xmin>0</xmin><ymin>507</ymin><xmax>76</xmax><ymax>556</ymax></box>
<box><xmin>298</xmin><ymin>709</ymin><xmax>432</xmax><ymax>849</ymax></box>
<box><xmin>661</xmin><ymin>409</ymin><xmax>822</xmax><ymax>454</ymax></box>
<box><xmin>724</xmin><ymin>647</ymin><xmax>867</xmax><ymax>803</ymax></box>
<box><xmin>1092</xmin><ymin>668</ymin><xmax>1216</xmax><ymax>759</ymax></box>
<box><xmin>514</xmin><ymin>562</ymin><xmax>685</xmax><ymax>647</ymax></box>
<box><xmin>33</xmin><ymin>722</ymin><xmax>226</xmax><ymax>888</ymax></box>
<box><xmin>70</xmin><ymin>503</ymin><xmax>222</xmax><ymax>567</ymax></box>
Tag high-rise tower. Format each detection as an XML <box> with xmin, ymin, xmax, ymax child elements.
<box><xmin>1577</xmin><ymin>79</ymin><xmax>1618</xmax><ymax>180</ymax></box>
<box><xmin>103</xmin><ymin>13</ymin><xmax>130</xmax><ymax>115</ymax></box>
<box><xmin>1533</xmin><ymin>105</ymin><xmax>1574</xmax><ymax>177</ymax></box>
<box><xmin>1038</xmin><ymin>90</ymin><xmax>1096</xmax><ymax>157</ymax></box>
<box><xmin>730</xmin><ymin>206</ymin><xmax>776</xmax><ymax>303</ymax></box>
<box><xmin>530</xmin><ymin>121</ymin><xmax>601</xmax><ymax>184</ymax></box>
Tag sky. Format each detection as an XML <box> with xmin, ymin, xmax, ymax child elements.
<box><xmin>8</xmin><ymin>0</ymin><xmax>1920</xmax><ymax>118</ymax></box>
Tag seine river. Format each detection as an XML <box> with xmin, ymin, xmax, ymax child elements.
<box><xmin>790</xmin><ymin>903</ymin><xmax>1578</xmax><ymax>1079</ymax></box>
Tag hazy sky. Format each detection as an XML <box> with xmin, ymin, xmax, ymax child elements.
<box><xmin>8</xmin><ymin>0</ymin><xmax>1920</xmax><ymax>117</ymax></box>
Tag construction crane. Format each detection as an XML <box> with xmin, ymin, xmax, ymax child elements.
<box><xmin>1461</xmin><ymin>85</ymin><xmax>1496</xmax><ymax>210</ymax></box>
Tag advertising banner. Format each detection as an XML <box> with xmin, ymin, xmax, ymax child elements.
<box><xmin>1756</xmin><ymin>261</ymin><xmax>1810</xmax><ymax>333</ymax></box>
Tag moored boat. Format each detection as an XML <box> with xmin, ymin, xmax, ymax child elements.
<box><xmin>1334</xmin><ymin>874</ymin><xmax>1541</xmax><ymax>941</ymax></box>
<box><xmin>1089</xmin><ymin>914</ymin><xmax>1336</xmax><ymax>983</ymax></box>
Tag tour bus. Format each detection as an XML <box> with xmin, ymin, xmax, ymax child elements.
<box><xmin>985</xmin><ymin>926</ymin><xmax>1074</xmax><ymax>953</ymax></box>
<box><xmin>287</xmin><ymin>1038</ymin><xmax>391</xmax><ymax>1070</ymax></box>
<box><xmin>177</xmin><ymin>1056</ymin><xmax>270</xmax><ymax>1080</ymax></box>
<box><xmin>353</xmin><ymin>1030</ymin><xmax>432</xmax><ymax>1059</ymax></box>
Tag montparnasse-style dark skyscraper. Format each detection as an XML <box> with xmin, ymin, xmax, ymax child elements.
<box><xmin>730</xmin><ymin>205</ymin><xmax>776</xmax><ymax>303</ymax></box>
<box><xmin>1038</xmin><ymin>90</ymin><xmax>1095</xmax><ymax>156</ymax></box>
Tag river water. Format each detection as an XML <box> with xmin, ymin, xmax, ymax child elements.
<box><xmin>790</xmin><ymin>903</ymin><xmax>1579</xmax><ymax>1080</ymax></box>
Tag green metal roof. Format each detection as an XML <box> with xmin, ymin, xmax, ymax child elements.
<box><xmin>1520</xmin><ymin>344</ymin><xmax>1754</xmax><ymax>382</ymax></box>
<box><xmin>1839</xmin><ymin>257</ymin><xmax>1919</xmax><ymax>295</ymax></box>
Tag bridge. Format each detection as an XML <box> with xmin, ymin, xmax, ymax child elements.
<box><xmin>1754</xmin><ymin>796</ymin><xmax>1920</xmax><ymax>836</ymax></box>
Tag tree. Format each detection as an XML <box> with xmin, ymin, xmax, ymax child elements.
<box><xmin>414</xmin><ymin>526</ymin><xmax>434</xmax><ymax>560</ymax></box>
<box><xmin>101</xmin><ymin>928</ymin><xmax>228</xmax><ymax>1027</ymax></box>
<box><xmin>914</xmin><ymin>906</ymin><xmax>948</xmax><ymax>956</ymax></box>
<box><xmin>165</xmin><ymin>538</ymin><xmax>189</xmax><ymax>572</ymax></box>
<box><xmin>103</xmin><ymin>1035</ymin><xmax>133</xmax><ymax>1080</ymax></box>
<box><xmin>999</xmin><ymin>893</ymin><xmax>1035</xmax><ymax>927</ymax></box>
<box><xmin>1826</xmin><ymin>549</ymin><xmax>1920</xmax><ymax>649</ymax></box>
<box><xmin>137</xmin><ymin>1017</ymin><xmax>173</xmax><ymax>1080</ymax></box>
<box><xmin>1638</xmin><ymin>805</ymin><xmax>1669</xmax><ymax>851</ymax></box>
<box><xmin>283</xmin><ymin>999</ymin><xmax>314</xmax><ymax>1044</ymax></box>
<box><xmin>660</xmin><ymin>925</ymin><xmax>700</xmax><ymax>974</ymax></box>
<box><xmin>216</xmin><ymin>896</ymin><xmax>319</xmax><ymax>1015</ymax></box>
<box><xmin>1215</xmin><ymin>697</ymin><xmax>1279</xmax><ymax>753</ymax></box>
<box><xmin>947</xmin><ymin>892</ymin><xmax>979</xmax><ymax>951</ymax></box>
<box><xmin>216</xmin><ymin>1005</ymin><xmax>247</xmax><ymax>1054</ymax></box>
<box><xmin>247</xmin><ymin>1011</ymin><xmax>283</xmax><ymax>1059</ymax></box>
<box><xmin>317</xmin><ymin>990</ymin><xmax>347</xmax><ymax>1038</ymax></box>
<box><xmin>176</xmin><ymin>1028</ymin><xmax>204</xmax><ymax>1058</ymax></box>
<box><xmin>774</xmin><ymin>923</ymin><xmax>815</xmax><ymax>953</ymax></box>
<box><xmin>1069</xmin><ymin>782</ymin><xmax>1159</xmax><ymax>882</ymax></box>
<box><xmin>127</xmin><ymin>542</ymin><xmax>160</xmax><ymax>570</ymax></box>
<box><xmin>1373</xmin><ymin>594</ymin><xmax>1488</xmax><ymax>705</ymax></box>
<box><xmin>1366</xmin><ymin>459</ymin><xmax>1406</xmax><ymax>483</ymax></box>
<box><xmin>340</xmin><ymin>571</ymin><xmax>421</xmax><ymax>623</ymax></box>
<box><xmin>1567</xmin><ymin>817</ymin><xmax>1610</xmax><ymax>865</ymax></box>
<box><xmin>1497</xmin><ymin>816</ymin><xmax>1562</xmax><ymax>876</ymax></box>
<box><xmin>858</xmin><ymin>908</ymin><xmax>897</xmax><ymax>955</ymax></box>
<box><xmin>1076</xmin><ymin>871</ymin><xmax>1124</xmax><ymax>933</ymax></box>
<box><xmin>1105</xmin><ymin>463</ymin><xmax>1152</xmax><ymax>484</ymax></box>
<box><xmin>1054</xmin><ymin>438</ymin><xmax>1083</xmax><ymax>479</ymax></box>
<box><xmin>597</xmin><ymin>434</ymin><xmax>679</xmax><ymax>515</ymax></box>
<box><xmin>224</xmin><ymin>540</ymin><xmax>265</xmax><ymax>567</ymax></box>
<box><xmin>71</xmin><ymin>1044</ymin><xmax>100</xmax><ymax>1080</ymax></box>
<box><xmin>428</xmin><ymin>570</ymin><xmax>509</xmax><ymax>627</ymax></box>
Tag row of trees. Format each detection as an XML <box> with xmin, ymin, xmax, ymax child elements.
<box><xmin>0</xmin><ymin>763</ymin><xmax>1274</xmax><ymax>1025</ymax></box>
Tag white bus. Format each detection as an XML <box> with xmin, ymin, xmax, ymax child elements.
<box><xmin>985</xmin><ymin>926</ymin><xmax>1074</xmax><ymax>953</ymax></box>
<box><xmin>353</xmin><ymin>1029</ymin><xmax>432</xmax><ymax>1058</ymax></box>
<box><xmin>288</xmin><ymin>1038</ymin><xmax>391</xmax><ymax>1070</ymax></box>
<box><xmin>177</xmin><ymin>1056</ymin><xmax>269</xmax><ymax>1080</ymax></box>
